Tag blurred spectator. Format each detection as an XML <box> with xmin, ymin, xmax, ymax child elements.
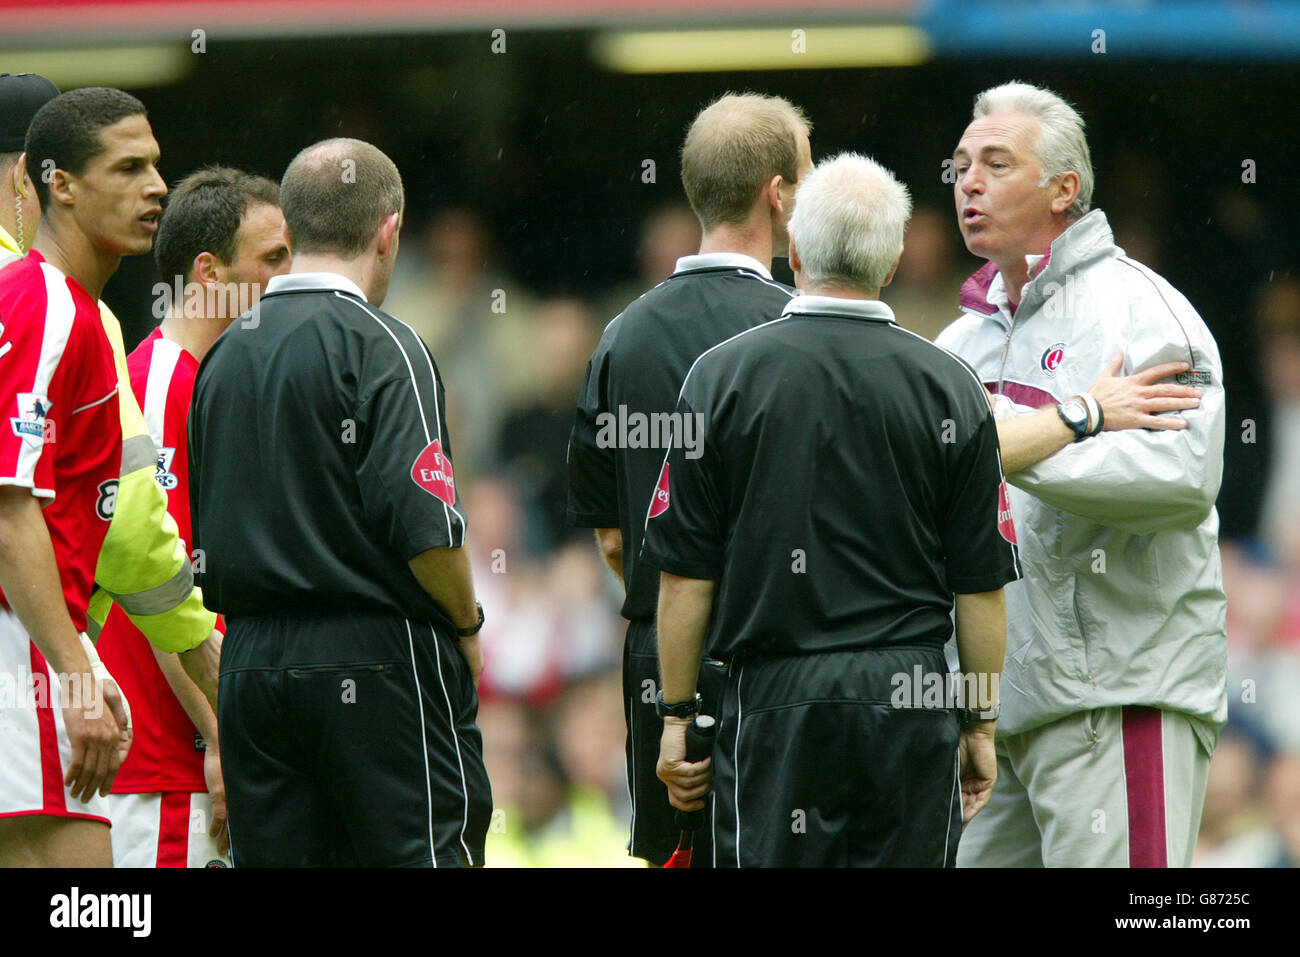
<box><xmin>482</xmin><ymin>678</ymin><xmax>639</xmax><ymax>867</ymax></box>
<box><xmin>496</xmin><ymin>297</ymin><xmax>600</xmax><ymax>552</ymax></box>
<box><xmin>1107</xmin><ymin>151</ymin><xmax>1168</xmax><ymax>272</ymax></box>
<box><xmin>1264</xmin><ymin>752</ymin><xmax>1300</xmax><ymax>867</ymax></box>
<box><xmin>1109</xmin><ymin>216</ymin><xmax>1163</xmax><ymax>276</ymax></box>
<box><xmin>600</xmin><ymin>203</ymin><xmax>701</xmax><ymax>320</ymax></box>
<box><xmin>1256</xmin><ymin>279</ymin><xmax>1300</xmax><ymax>564</ymax></box>
<box><xmin>465</xmin><ymin>476</ymin><xmax>562</xmax><ymax>701</ymax></box>
<box><xmin>547</xmin><ymin>540</ymin><xmax>624</xmax><ymax>680</ymax></box>
<box><xmin>467</xmin><ymin>476</ymin><xmax>623</xmax><ymax>702</ymax></box>
<box><xmin>555</xmin><ymin>672</ymin><xmax>627</xmax><ymax>803</ymax></box>
<box><xmin>383</xmin><ymin>207</ymin><xmax>539</xmax><ymax>479</ymax></box>
<box><xmin>1221</xmin><ymin>542</ymin><xmax>1300</xmax><ymax>753</ymax></box>
<box><xmin>884</xmin><ymin>205</ymin><xmax>971</xmax><ymax>340</ymax></box>
<box><xmin>1194</xmin><ymin>725</ymin><xmax>1279</xmax><ymax>867</ymax></box>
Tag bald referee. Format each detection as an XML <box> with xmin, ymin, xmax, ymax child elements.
<box><xmin>189</xmin><ymin>138</ymin><xmax>491</xmax><ymax>867</ymax></box>
<box><xmin>567</xmin><ymin>93</ymin><xmax>811</xmax><ymax>866</ymax></box>
<box><xmin>647</xmin><ymin>154</ymin><xmax>1018</xmax><ymax>866</ymax></box>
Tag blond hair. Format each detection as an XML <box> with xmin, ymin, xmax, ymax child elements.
<box><xmin>680</xmin><ymin>93</ymin><xmax>811</xmax><ymax>230</ymax></box>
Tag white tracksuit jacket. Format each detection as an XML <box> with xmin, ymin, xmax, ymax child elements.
<box><xmin>935</xmin><ymin>210</ymin><xmax>1228</xmax><ymax>749</ymax></box>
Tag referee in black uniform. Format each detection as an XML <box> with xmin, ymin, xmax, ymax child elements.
<box><xmin>566</xmin><ymin>93</ymin><xmax>812</xmax><ymax>866</ymax></box>
<box><xmin>645</xmin><ymin>153</ymin><xmax>1019</xmax><ymax>867</ymax></box>
<box><xmin>189</xmin><ymin>138</ymin><xmax>491</xmax><ymax>867</ymax></box>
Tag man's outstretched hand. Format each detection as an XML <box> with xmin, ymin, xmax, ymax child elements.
<box><xmin>1086</xmin><ymin>350</ymin><xmax>1201</xmax><ymax>432</ymax></box>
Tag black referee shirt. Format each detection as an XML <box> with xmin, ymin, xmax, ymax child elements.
<box><xmin>566</xmin><ymin>253</ymin><xmax>794</xmax><ymax>623</ymax></box>
<box><xmin>642</xmin><ymin>294</ymin><xmax>1021</xmax><ymax>661</ymax></box>
<box><xmin>189</xmin><ymin>273</ymin><xmax>466</xmax><ymax>630</ymax></box>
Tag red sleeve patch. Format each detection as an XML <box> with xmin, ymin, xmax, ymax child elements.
<box><xmin>411</xmin><ymin>439</ymin><xmax>456</xmax><ymax>505</ymax></box>
<box><xmin>648</xmin><ymin>462</ymin><xmax>670</xmax><ymax>518</ymax></box>
<box><xmin>997</xmin><ymin>480</ymin><xmax>1017</xmax><ymax>544</ymax></box>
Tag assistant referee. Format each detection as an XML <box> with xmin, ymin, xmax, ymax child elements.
<box><xmin>646</xmin><ymin>154</ymin><xmax>1019</xmax><ymax>866</ymax></box>
<box><xmin>189</xmin><ymin>138</ymin><xmax>491</xmax><ymax>867</ymax></box>
<box><xmin>566</xmin><ymin>93</ymin><xmax>812</xmax><ymax>866</ymax></box>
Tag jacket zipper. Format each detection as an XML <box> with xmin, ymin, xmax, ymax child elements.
<box><xmin>1072</xmin><ymin>582</ymin><xmax>1096</xmax><ymax>690</ymax></box>
<box><xmin>997</xmin><ymin>324</ymin><xmax>1013</xmax><ymax>394</ymax></box>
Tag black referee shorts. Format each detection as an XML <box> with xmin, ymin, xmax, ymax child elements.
<box><xmin>218</xmin><ymin>611</ymin><xmax>492</xmax><ymax>867</ymax></box>
<box><xmin>709</xmin><ymin>645</ymin><xmax>962</xmax><ymax>868</ymax></box>
<box><xmin>623</xmin><ymin>619</ymin><xmax>726</xmax><ymax>866</ymax></box>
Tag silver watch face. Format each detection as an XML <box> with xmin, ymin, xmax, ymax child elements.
<box><xmin>1061</xmin><ymin>400</ymin><xmax>1087</xmax><ymax>426</ymax></box>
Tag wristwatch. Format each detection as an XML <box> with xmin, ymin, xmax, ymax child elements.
<box><xmin>1056</xmin><ymin>398</ymin><xmax>1090</xmax><ymax>442</ymax></box>
<box><xmin>959</xmin><ymin>703</ymin><xmax>1001</xmax><ymax>725</ymax></box>
<box><xmin>455</xmin><ymin>601</ymin><xmax>485</xmax><ymax>638</ymax></box>
<box><xmin>655</xmin><ymin>690</ymin><xmax>703</xmax><ymax>719</ymax></box>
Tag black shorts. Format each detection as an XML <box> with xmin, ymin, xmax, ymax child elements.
<box><xmin>623</xmin><ymin>619</ymin><xmax>726</xmax><ymax>866</ymax></box>
<box><xmin>218</xmin><ymin>611</ymin><xmax>492</xmax><ymax>867</ymax></box>
<box><xmin>710</xmin><ymin>645</ymin><xmax>962</xmax><ymax>867</ymax></box>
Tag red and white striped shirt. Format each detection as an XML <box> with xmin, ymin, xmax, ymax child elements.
<box><xmin>0</xmin><ymin>250</ymin><xmax>120</xmax><ymax>633</ymax></box>
<box><xmin>98</xmin><ymin>327</ymin><xmax>209</xmax><ymax>792</ymax></box>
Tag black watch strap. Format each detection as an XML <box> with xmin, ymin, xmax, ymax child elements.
<box><xmin>456</xmin><ymin>601</ymin><xmax>485</xmax><ymax>638</ymax></box>
<box><xmin>656</xmin><ymin>690</ymin><xmax>702</xmax><ymax>718</ymax></box>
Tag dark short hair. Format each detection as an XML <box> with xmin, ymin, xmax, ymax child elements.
<box><xmin>154</xmin><ymin>166</ymin><xmax>280</xmax><ymax>284</ymax></box>
<box><xmin>279</xmin><ymin>138</ymin><xmax>403</xmax><ymax>257</ymax></box>
<box><xmin>24</xmin><ymin>86</ymin><xmax>147</xmax><ymax>209</ymax></box>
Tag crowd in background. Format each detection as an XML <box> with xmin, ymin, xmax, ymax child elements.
<box><xmin>368</xmin><ymin>181</ymin><xmax>1299</xmax><ymax>866</ymax></box>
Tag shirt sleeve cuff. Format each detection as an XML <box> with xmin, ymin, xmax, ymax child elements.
<box><xmin>948</xmin><ymin>565</ymin><xmax>1021</xmax><ymax>594</ymax></box>
<box><xmin>565</xmin><ymin>507</ymin><xmax>620</xmax><ymax>528</ymax></box>
<box><xmin>639</xmin><ymin>546</ymin><xmax>721</xmax><ymax>581</ymax></box>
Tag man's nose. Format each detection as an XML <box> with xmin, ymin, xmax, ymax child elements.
<box><xmin>960</xmin><ymin>167</ymin><xmax>983</xmax><ymax>195</ymax></box>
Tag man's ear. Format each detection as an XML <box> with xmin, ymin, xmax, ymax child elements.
<box><xmin>192</xmin><ymin>251</ymin><xmax>222</xmax><ymax>289</ymax></box>
<box><xmin>377</xmin><ymin>211</ymin><xmax>400</xmax><ymax>259</ymax></box>
<box><xmin>46</xmin><ymin>167</ymin><xmax>75</xmax><ymax>208</ymax></box>
<box><xmin>764</xmin><ymin>173</ymin><xmax>788</xmax><ymax>217</ymax></box>
<box><xmin>1050</xmin><ymin>171</ymin><xmax>1080</xmax><ymax>216</ymax></box>
<box><xmin>280</xmin><ymin>219</ymin><xmax>293</xmax><ymax>253</ymax></box>
<box><xmin>11</xmin><ymin>152</ymin><xmax>28</xmax><ymax>197</ymax></box>
<box><xmin>881</xmin><ymin>247</ymin><xmax>904</xmax><ymax>288</ymax></box>
<box><xmin>788</xmin><ymin>233</ymin><xmax>801</xmax><ymax>274</ymax></box>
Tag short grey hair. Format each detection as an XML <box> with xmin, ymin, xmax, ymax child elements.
<box><xmin>973</xmin><ymin>81</ymin><xmax>1093</xmax><ymax>221</ymax></box>
<box><xmin>787</xmin><ymin>152</ymin><xmax>912</xmax><ymax>293</ymax></box>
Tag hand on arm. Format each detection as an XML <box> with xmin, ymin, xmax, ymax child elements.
<box><xmin>0</xmin><ymin>486</ymin><xmax>123</xmax><ymax>802</ymax></box>
<box><xmin>655</xmin><ymin>571</ymin><xmax>715</xmax><ymax>812</ymax></box>
<box><xmin>408</xmin><ymin>543</ymin><xmax>482</xmax><ymax>686</ymax></box>
<box><xmin>995</xmin><ymin>350</ymin><xmax>1200</xmax><ymax>474</ymax></box>
<box><xmin>953</xmin><ymin>588</ymin><xmax>1006</xmax><ymax>826</ymax></box>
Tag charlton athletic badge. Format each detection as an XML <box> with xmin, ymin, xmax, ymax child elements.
<box><xmin>1040</xmin><ymin>342</ymin><xmax>1066</xmax><ymax>378</ymax></box>
<box><xmin>411</xmin><ymin>439</ymin><xmax>456</xmax><ymax>505</ymax></box>
<box><xmin>648</xmin><ymin>463</ymin><xmax>670</xmax><ymax>517</ymax></box>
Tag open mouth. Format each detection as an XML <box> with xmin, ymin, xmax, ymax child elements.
<box><xmin>139</xmin><ymin>210</ymin><xmax>161</xmax><ymax>231</ymax></box>
<box><xmin>963</xmin><ymin>208</ymin><xmax>985</xmax><ymax>225</ymax></box>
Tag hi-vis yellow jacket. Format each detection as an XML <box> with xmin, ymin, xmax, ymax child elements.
<box><xmin>0</xmin><ymin>225</ymin><xmax>215</xmax><ymax>652</ymax></box>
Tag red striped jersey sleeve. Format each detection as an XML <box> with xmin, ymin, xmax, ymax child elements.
<box><xmin>0</xmin><ymin>256</ymin><xmax>75</xmax><ymax>497</ymax></box>
<box><xmin>127</xmin><ymin>328</ymin><xmax>199</xmax><ymax>552</ymax></box>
